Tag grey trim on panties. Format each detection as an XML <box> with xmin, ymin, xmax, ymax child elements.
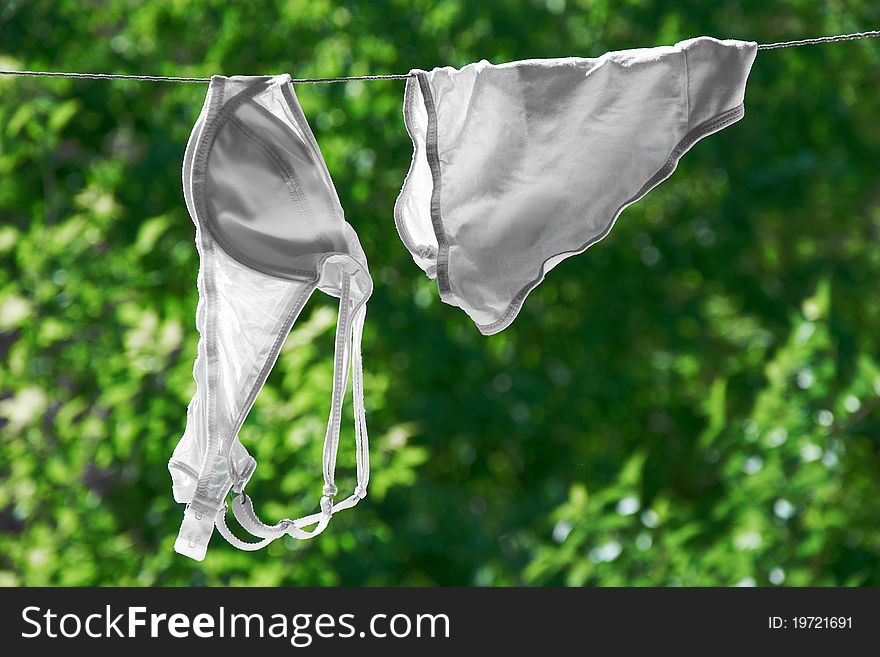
<box><xmin>414</xmin><ymin>71</ymin><xmax>455</xmax><ymax>305</ymax></box>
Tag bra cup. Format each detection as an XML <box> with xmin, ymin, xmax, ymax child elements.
<box><xmin>204</xmin><ymin>97</ymin><xmax>349</xmax><ymax>280</ymax></box>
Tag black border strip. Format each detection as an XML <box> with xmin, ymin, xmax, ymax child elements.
<box><xmin>5</xmin><ymin>586</ymin><xmax>878</xmax><ymax>652</ymax></box>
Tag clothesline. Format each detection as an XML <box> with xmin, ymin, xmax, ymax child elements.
<box><xmin>0</xmin><ymin>30</ymin><xmax>877</xmax><ymax>84</ymax></box>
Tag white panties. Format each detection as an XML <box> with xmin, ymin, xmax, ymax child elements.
<box><xmin>395</xmin><ymin>36</ymin><xmax>757</xmax><ymax>334</ymax></box>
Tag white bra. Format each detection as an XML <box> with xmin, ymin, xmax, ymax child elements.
<box><xmin>169</xmin><ymin>74</ymin><xmax>372</xmax><ymax>561</ymax></box>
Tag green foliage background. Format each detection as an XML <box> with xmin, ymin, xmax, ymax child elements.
<box><xmin>1</xmin><ymin>0</ymin><xmax>879</xmax><ymax>586</ymax></box>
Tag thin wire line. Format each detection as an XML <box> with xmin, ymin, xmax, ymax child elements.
<box><xmin>0</xmin><ymin>30</ymin><xmax>877</xmax><ymax>83</ymax></box>
<box><xmin>0</xmin><ymin>70</ymin><xmax>210</xmax><ymax>82</ymax></box>
<box><xmin>757</xmin><ymin>29</ymin><xmax>880</xmax><ymax>50</ymax></box>
<box><xmin>294</xmin><ymin>73</ymin><xmax>414</xmax><ymax>83</ymax></box>
<box><xmin>0</xmin><ymin>69</ymin><xmax>413</xmax><ymax>84</ymax></box>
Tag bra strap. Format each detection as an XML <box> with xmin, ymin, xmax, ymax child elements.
<box><xmin>320</xmin><ymin>273</ymin><xmax>353</xmax><ymax>509</ymax></box>
<box><xmin>218</xmin><ymin>272</ymin><xmax>370</xmax><ymax>549</ymax></box>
